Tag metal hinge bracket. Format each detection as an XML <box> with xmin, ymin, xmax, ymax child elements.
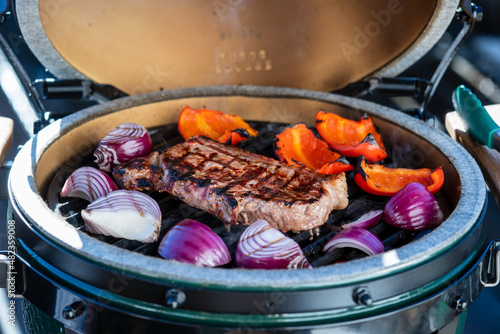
<box><xmin>480</xmin><ymin>240</ymin><xmax>500</xmax><ymax>288</ymax></box>
<box><xmin>335</xmin><ymin>1</ymin><xmax>483</xmax><ymax>122</ymax></box>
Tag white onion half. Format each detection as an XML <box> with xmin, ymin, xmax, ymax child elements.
<box><xmin>81</xmin><ymin>190</ymin><xmax>161</xmax><ymax>243</ymax></box>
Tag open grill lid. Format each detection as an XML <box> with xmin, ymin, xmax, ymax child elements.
<box><xmin>16</xmin><ymin>0</ymin><xmax>458</xmax><ymax>94</ymax></box>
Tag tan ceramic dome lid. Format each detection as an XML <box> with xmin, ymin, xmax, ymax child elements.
<box><xmin>17</xmin><ymin>0</ymin><xmax>458</xmax><ymax>95</ymax></box>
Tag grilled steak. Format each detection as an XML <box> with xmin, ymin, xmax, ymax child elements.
<box><xmin>113</xmin><ymin>136</ymin><xmax>348</xmax><ymax>232</ymax></box>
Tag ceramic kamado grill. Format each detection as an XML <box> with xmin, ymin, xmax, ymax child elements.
<box><xmin>1</xmin><ymin>0</ymin><xmax>499</xmax><ymax>333</ymax></box>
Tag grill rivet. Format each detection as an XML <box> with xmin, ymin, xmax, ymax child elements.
<box><xmin>453</xmin><ymin>297</ymin><xmax>468</xmax><ymax>312</ymax></box>
<box><xmin>353</xmin><ymin>287</ymin><xmax>373</xmax><ymax>306</ymax></box>
<box><xmin>62</xmin><ymin>301</ymin><xmax>86</xmax><ymax>320</ymax></box>
<box><xmin>166</xmin><ymin>288</ymin><xmax>186</xmax><ymax>309</ymax></box>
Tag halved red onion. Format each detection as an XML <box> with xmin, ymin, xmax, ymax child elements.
<box><xmin>235</xmin><ymin>219</ymin><xmax>312</xmax><ymax>270</ymax></box>
<box><xmin>323</xmin><ymin>227</ymin><xmax>384</xmax><ymax>256</ymax></box>
<box><xmin>60</xmin><ymin>166</ymin><xmax>118</xmax><ymax>202</ymax></box>
<box><xmin>94</xmin><ymin>123</ymin><xmax>153</xmax><ymax>172</ymax></box>
<box><xmin>158</xmin><ymin>219</ymin><xmax>231</xmax><ymax>267</ymax></box>
<box><xmin>81</xmin><ymin>190</ymin><xmax>161</xmax><ymax>243</ymax></box>
<box><xmin>342</xmin><ymin>210</ymin><xmax>383</xmax><ymax>230</ymax></box>
<box><xmin>383</xmin><ymin>182</ymin><xmax>444</xmax><ymax>231</ymax></box>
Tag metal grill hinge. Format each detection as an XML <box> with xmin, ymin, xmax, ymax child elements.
<box><xmin>335</xmin><ymin>1</ymin><xmax>483</xmax><ymax>121</ymax></box>
<box><xmin>480</xmin><ymin>240</ymin><xmax>500</xmax><ymax>288</ymax></box>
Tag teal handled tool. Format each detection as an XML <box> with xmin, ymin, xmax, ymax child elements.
<box><xmin>452</xmin><ymin>85</ymin><xmax>500</xmax><ymax>152</ymax></box>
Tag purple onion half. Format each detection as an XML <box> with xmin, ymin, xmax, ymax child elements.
<box><xmin>383</xmin><ymin>182</ymin><xmax>444</xmax><ymax>231</ymax></box>
<box><xmin>60</xmin><ymin>166</ymin><xmax>118</xmax><ymax>202</ymax></box>
<box><xmin>94</xmin><ymin>123</ymin><xmax>153</xmax><ymax>172</ymax></box>
<box><xmin>342</xmin><ymin>210</ymin><xmax>383</xmax><ymax>230</ymax></box>
<box><xmin>81</xmin><ymin>190</ymin><xmax>161</xmax><ymax>243</ymax></box>
<box><xmin>158</xmin><ymin>219</ymin><xmax>231</xmax><ymax>267</ymax></box>
<box><xmin>235</xmin><ymin>219</ymin><xmax>312</xmax><ymax>270</ymax></box>
<box><xmin>323</xmin><ymin>227</ymin><xmax>384</xmax><ymax>256</ymax></box>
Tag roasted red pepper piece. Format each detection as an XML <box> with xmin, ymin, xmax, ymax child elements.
<box><xmin>178</xmin><ymin>106</ymin><xmax>258</xmax><ymax>145</ymax></box>
<box><xmin>354</xmin><ymin>156</ymin><xmax>445</xmax><ymax>196</ymax></box>
<box><xmin>274</xmin><ymin>123</ymin><xmax>353</xmax><ymax>174</ymax></box>
<box><xmin>315</xmin><ymin>110</ymin><xmax>387</xmax><ymax>162</ymax></box>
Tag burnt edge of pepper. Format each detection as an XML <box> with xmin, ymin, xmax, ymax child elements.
<box><xmin>224</xmin><ymin>128</ymin><xmax>252</xmax><ymax>146</ymax></box>
<box><xmin>360</xmin><ymin>133</ymin><xmax>379</xmax><ymax>146</ymax></box>
<box><xmin>354</xmin><ymin>156</ymin><xmax>369</xmax><ymax>182</ymax></box>
<box><xmin>335</xmin><ymin>156</ymin><xmax>351</xmax><ymax>165</ymax></box>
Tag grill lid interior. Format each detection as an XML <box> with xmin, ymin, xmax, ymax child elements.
<box><xmin>17</xmin><ymin>0</ymin><xmax>458</xmax><ymax>94</ymax></box>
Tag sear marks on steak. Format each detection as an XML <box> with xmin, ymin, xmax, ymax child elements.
<box><xmin>113</xmin><ymin>136</ymin><xmax>348</xmax><ymax>233</ymax></box>
<box><xmin>113</xmin><ymin>150</ymin><xmax>163</xmax><ymax>192</ymax></box>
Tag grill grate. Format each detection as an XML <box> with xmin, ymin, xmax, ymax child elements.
<box><xmin>48</xmin><ymin>121</ymin><xmax>429</xmax><ymax>268</ymax></box>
